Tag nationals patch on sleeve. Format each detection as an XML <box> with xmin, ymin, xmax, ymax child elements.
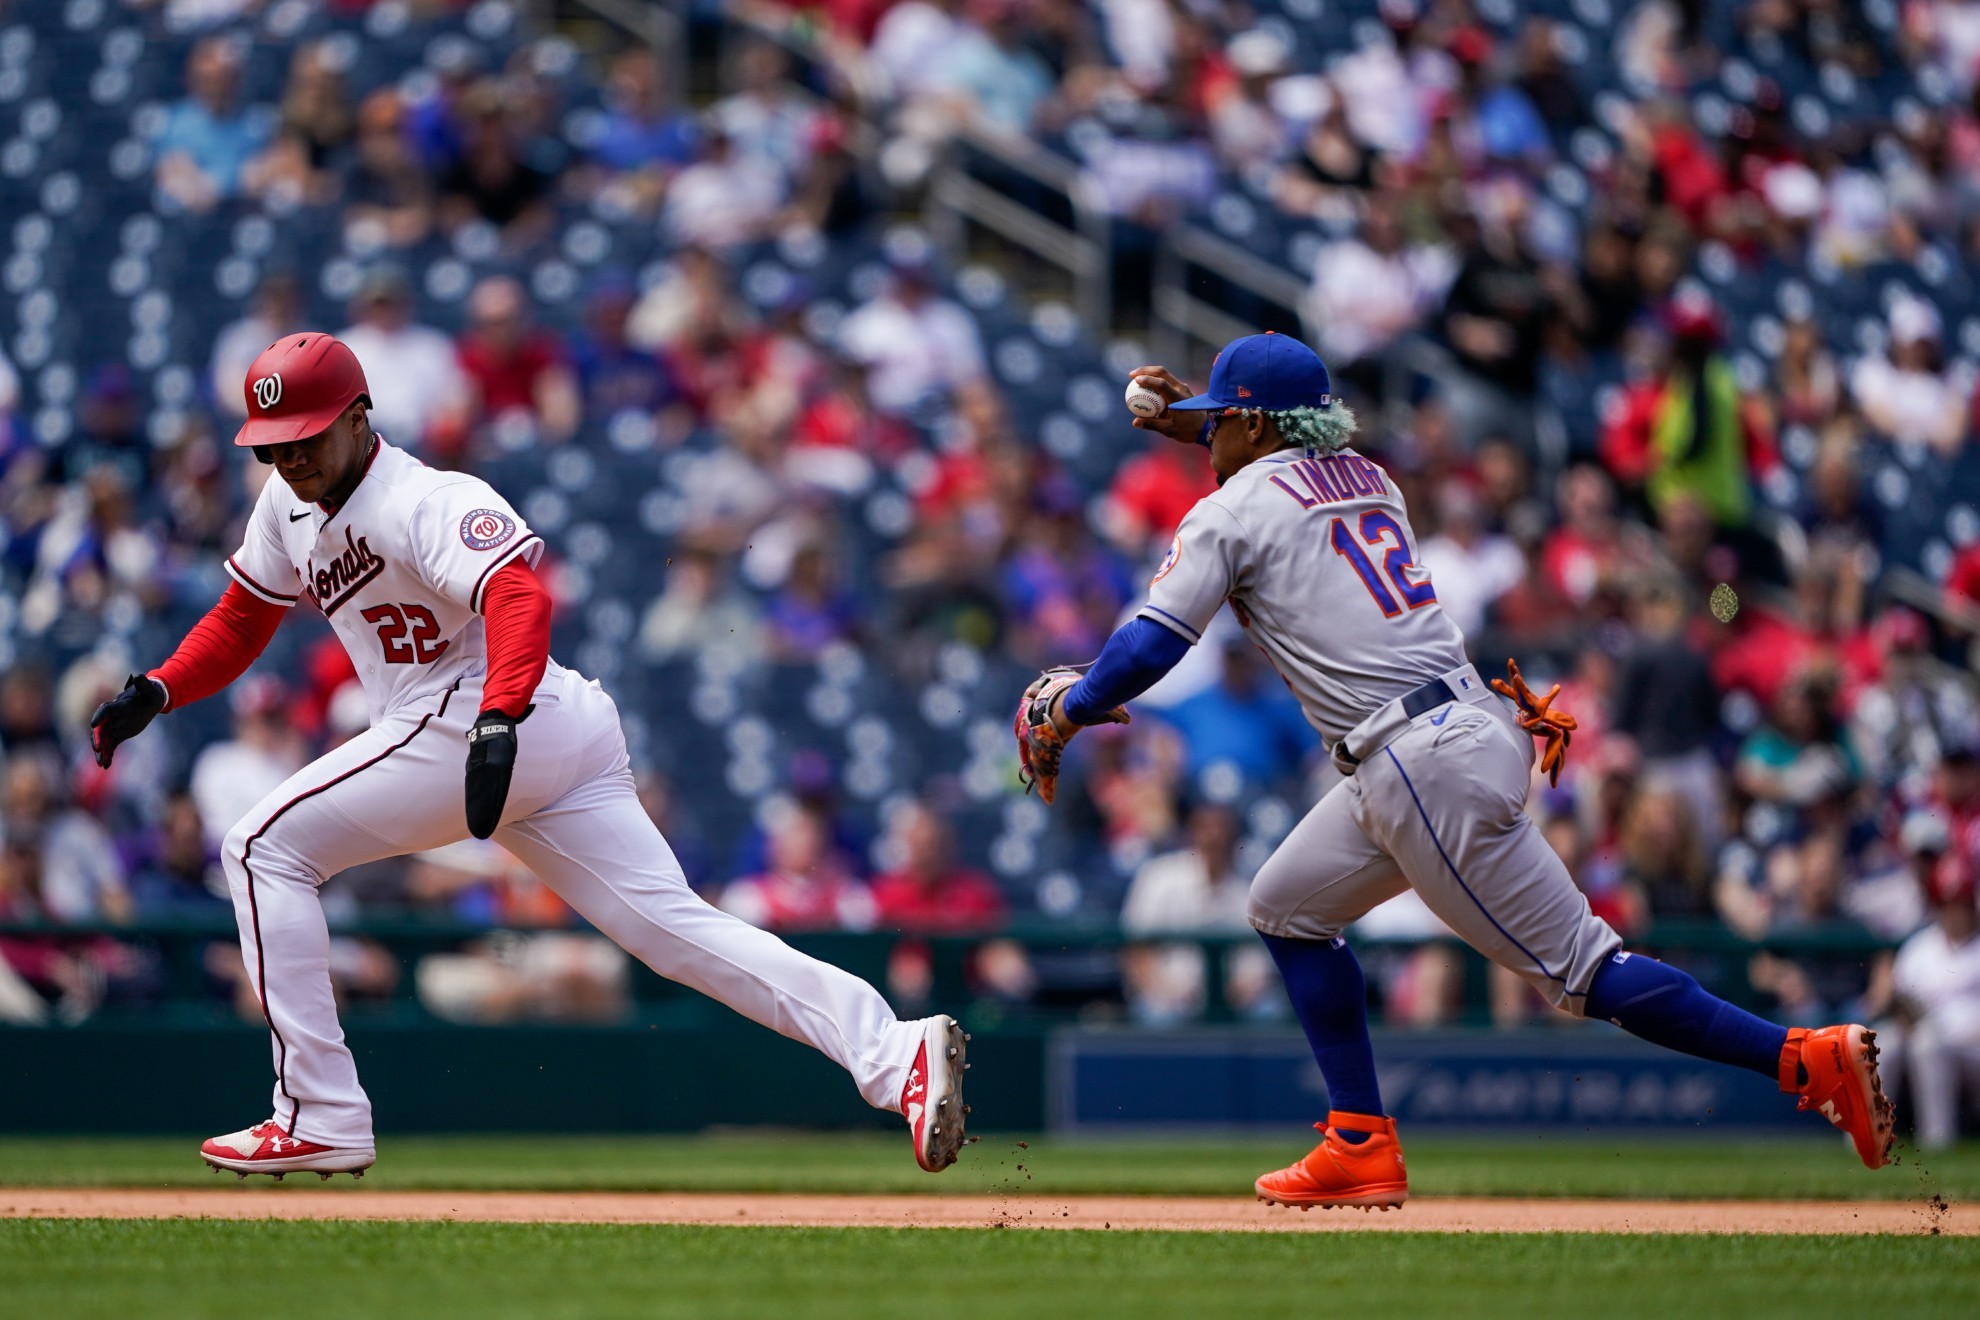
<box><xmin>460</xmin><ymin>508</ymin><xmax>518</xmax><ymax>551</ymax></box>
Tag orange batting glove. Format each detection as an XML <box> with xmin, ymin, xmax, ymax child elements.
<box><xmin>1490</xmin><ymin>658</ymin><xmax>1578</xmax><ymax>787</ymax></box>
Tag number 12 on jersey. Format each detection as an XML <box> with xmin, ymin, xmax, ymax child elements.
<box><xmin>1329</xmin><ymin>511</ymin><xmax>1436</xmax><ymax>618</ymax></box>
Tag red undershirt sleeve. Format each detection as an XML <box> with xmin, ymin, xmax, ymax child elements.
<box><xmin>148</xmin><ymin>583</ymin><xmax>287</xmax><ymax>712</ymax></box>
<box><xmin>478</xmin><ymin>558</ymin><xmax>551</xmax><ymax>719</ymax></box>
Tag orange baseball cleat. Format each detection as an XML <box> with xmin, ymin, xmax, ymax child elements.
<box><xmin>1781</xmin><ymin>1024</ymin><xmax>1894</xmax><ymax>1169</ymax></box>
<box><xmin>1254</xmin><ymin>1110</ymin><xmax>1409</xmax><ymax>1210</ymax></box>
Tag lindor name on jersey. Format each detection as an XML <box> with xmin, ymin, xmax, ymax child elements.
<box><xmin>1136</xmin><ymin>447</ymin><xmax>1467</xmax><ymax>748</ymax></box>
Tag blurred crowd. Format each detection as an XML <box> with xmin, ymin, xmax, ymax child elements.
<box><xmin>2</xmin><ymin>0</ymin><xmax>1980</xmax><ymax>1137</ymax></box>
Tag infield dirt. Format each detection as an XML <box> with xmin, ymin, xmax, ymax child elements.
<box><xmin>0</xmin><ymin>1189</ymin><xmax>1967</xmax><ymax>1235</ymax></box>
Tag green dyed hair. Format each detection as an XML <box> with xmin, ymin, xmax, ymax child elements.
<box><xmin>1265</xmin><ymin>401</ymin><xmax>1358</xmax><ymax>456</ymax></box>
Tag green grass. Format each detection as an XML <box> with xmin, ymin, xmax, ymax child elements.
<box><xmin>2</xmin><ymin>1220</ymin><xmax>1975</xmax><ymax>1320</ymax></box>
<box><xmin>0</xmin><ymin>1133</ymin><xmax>1973</xmax><ymax>1201</ymax></box>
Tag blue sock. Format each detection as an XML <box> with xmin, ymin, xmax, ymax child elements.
<box><xmin>1260</xmin><ymin>933</ymin><xmax>1382</xmax><ymax>1141</ymax></box>
<box><xmin>1584</xmin><ymin>951</ymin><xmax>1788</xmax><ymax>1080</ymax></box>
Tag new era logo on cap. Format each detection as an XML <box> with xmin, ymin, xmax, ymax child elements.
<box><xmin>1164</xmin><ymin>331</ymin><xmax>1334</xmax><ymax>413</ymax></box>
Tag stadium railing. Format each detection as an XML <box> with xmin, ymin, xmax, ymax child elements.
<box><xmin>0</xmin><ymin>916</ymin><xmax>1893</xmax><ymax>1029</ymax></box>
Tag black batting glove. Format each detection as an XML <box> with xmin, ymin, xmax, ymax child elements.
<box><xmin>463</xmin><ymin>709</ymin><xmax>521</xmax><ymax>840</ymax></box>
<box><xmin>88</xmin><ymin>674</ymin><xmax>167</xmax><ymax>769</ymax></box>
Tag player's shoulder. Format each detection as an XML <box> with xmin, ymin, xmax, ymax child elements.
<box><xmin>368</xmin><ymin>445</ymin><xmax>532</xmax><ymax>557</ymax></box>
<box><xmin>367</xmin><ymin>441</ymin><xmax>503</xmax><ymax>509</ymax></box>
<box><xmin>1170</xmin><ymin>486</ymin><xmax>1249</xmax><ymax>540</ymax></box>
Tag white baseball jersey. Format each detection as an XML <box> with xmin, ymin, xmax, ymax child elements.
<box><xmin>224</xmin><ymin>438</ymin><xmax>556</xmax><ymax>723</ymax></box>
<box><xmin>206</xmin><ymin>435</ymin><xmax>929</xmax><ymax>1150</ymax></box>
<box><xmin>1139</xmin><ymin>447</ymin><xmax>1467</xmax><ymax>748</ymax></box>
<box><xmin>1894</xmin><ymin>923</ymin><xmax>1980</xmax><ymax>1017</ymax></box>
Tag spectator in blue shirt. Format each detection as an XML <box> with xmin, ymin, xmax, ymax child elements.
<box><xmin>568</xmin><ymin>276</ymin><xmax>681</xmax><ymax>421</ymax></box>
<box><xmin>1154</xmin><ymin>638</ymin><xmax>1319</xmax><ymax>789</ymax></box>
<box><xmin>1450</xmin><ymin>27</ymin><xmax>1550</xmax><ymax>168</ymax></box>
<box><xmin>153</xmin><ymin>38</ymin><xmax>273</xmax><ymax>212</ymax></box>
<box><xmin>939</xmin><ymin>0</ymin><xmax>1056</xmax><ymax>136</ymax></box>
<box><xmin>590</xmin><ymin>49</ymin><xmax>698</xmax><ymax>209</ymax></box>
<box><xmin>123</xmin><ymin>793</ymin><xmax>228</xmax><ymax>917</ymax></box>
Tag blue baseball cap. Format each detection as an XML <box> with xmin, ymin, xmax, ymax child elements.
<box><xmin>1166</xmin><ymin>332</ymin><xmax>1333</xmax><ymax>412</ymax></box>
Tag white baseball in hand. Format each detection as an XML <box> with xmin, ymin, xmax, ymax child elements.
<box><xmin>1124</xmin><ymin>377</ymin><xmax>1166</xmax><ymax>418</ymax></box>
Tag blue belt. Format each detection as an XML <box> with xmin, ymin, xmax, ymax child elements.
<box><xmin>1336</xmin><ymin>676</ymin><xmax>1456</xmax><ymax>769</ymax></box>
<box><xmin>1398</xmin><ymin>677</ymin><xmax>1457</xmax><ymax>721</ymax></box>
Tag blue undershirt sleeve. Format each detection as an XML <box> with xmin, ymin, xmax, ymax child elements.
<box><xmin>1061</xmin><ymin>616</ymin><xmax>1192</xmax><ymax>725</ymax></box>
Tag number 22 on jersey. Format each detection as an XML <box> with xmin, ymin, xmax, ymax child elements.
<box><xmin>361</xmin><ymin>603</ymin><xmax>450</xmax><ymax>664</ymax></box>
<box><xmin>1329</xmin><ymin>511</ymin><xmax>1436</xmax><ymax>618</ymax></box>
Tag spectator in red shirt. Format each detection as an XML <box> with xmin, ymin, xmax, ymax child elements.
<box><xmin>1934</xmin><ymin>745</ymin><xmax>1980</xmax><ymax>864</ymax></box>
<box><xmin>1646</xmin><ymin>109</ymin><xmax>1730</xmax><ymax>234</ymax></box>
<box><xmin>792</xmin><ymin>352</ymin><xmax>918</xmax><ymax>470</ymax></box>
<box><xmin>456</xmin><ymin>276</ymin><xmax>581</xmax><ymax>447</ymax></box>
<box><xmin>1712</xmin><ymin>539</ymin><xmax>1873</xmax><ymax>711</ymax></box>
<box><xmin>1947</xmin><ymin>540</ymin><xmax>1980</xmax><ymax>616</ymax></box>
<box><xmin>1100</xmin><ymin>436</ymin><xmax>1218</xmax><ymax>559</ymax></box>
<box><xmin>719</xmin><ymin>810</ymin><xmax>875</xmax><ymax>932</ymax></box>
<box><xmin>871</xmin><ymin>800</ymin><xmax>1006</xmax><ymax>934</ymax></box>
<box><xmin>1540</xmin><ymin>464</ymin><xmax>1652</xmax><ymax>609</ymax></box>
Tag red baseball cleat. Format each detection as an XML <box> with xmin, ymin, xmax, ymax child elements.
<box><xmin>1781</xmin><ymin>1025</ymin><xmax>1895</xmax><ymax>1169</ymax></box>
<box><xmin>199</xmin><ymin>1120</ymin><xmax>375</xmax><ymax>1181</ymax></box>
<box><xmin>1255</xmin><ymin>1111</ymin><xmax>1409</xmax><ymax>1210</ymax></box>
<box><xmin>903</xmin><ymin>1015</ymin><xmax>970</xmax><ymax>1172</ymax></box>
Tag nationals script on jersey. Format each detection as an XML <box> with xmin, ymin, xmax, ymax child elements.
<box><xmin>1139</xmin><ymin>447</ymin><xmax>1468</xmax><ymax>747</ymax></box>
<box><xmin>225</xmin><ymin>439</ymin><xmax>557</xmax><ymax>723</ymax></box>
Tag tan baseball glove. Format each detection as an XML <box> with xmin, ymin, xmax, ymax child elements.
<box><xmin>1014</xmin><ymin>665</ymin><xmax>1130</xmax><ymax>805</ymax></box>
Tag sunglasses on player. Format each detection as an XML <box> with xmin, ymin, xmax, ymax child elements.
<box><xmin>1197</xmin><ymin>407</ymin><xmax>1252</xmax><ymax>447</ymax></box>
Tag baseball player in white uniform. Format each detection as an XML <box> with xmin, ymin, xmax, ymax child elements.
<box><xmin>89</xmin><ymin>333</ymin><xmax>969</xmax><ymax>1179</ymax></box>
<box><xmin>1013</xmin><ymin>333</ymin><xmax>1892</xmax><ymax>1209</ymax></box>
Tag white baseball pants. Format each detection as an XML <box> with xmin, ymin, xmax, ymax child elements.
<box><xmin>1879</xmin><ymin>1003</ymin><xmax>1980</xmax><ymax>1150</ymax></box>
<box><xmin>1247</xmin><ymin>695</ymin><xmax>1621</xmax><ymax>1015</ymax></box>
<box><xmin>219</xmin><ymin>667</ymin><xmax>922</xmax><ymax>1149</ymax></box>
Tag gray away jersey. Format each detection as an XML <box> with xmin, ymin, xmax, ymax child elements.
<box><xmin>1139</xmin><ymin>447</ymin><xmax>1468</xmax><ymax>749</ymax></box>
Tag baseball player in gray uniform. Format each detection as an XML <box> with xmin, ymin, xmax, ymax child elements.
<box><xmin>1012</xmin><ymin>332</ymin><xmax>1892</xmax><ymax>1209</ymax></box>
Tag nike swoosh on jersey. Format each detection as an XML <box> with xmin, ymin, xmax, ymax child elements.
<box><xmin>289</xmin><ymin>510</ymin><xmax>313</xmax><ymax>522</ymax></box>
<box><xmin>1429</xmin><ymin>708</ymin><xmax>1451</xmax><ymax>726</ymax></box>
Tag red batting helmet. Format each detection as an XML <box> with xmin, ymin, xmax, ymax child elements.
<box><xmin>234</xmin><ymin>333</ymin><xmax>370</xmax><ymax>455</ymax></box>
